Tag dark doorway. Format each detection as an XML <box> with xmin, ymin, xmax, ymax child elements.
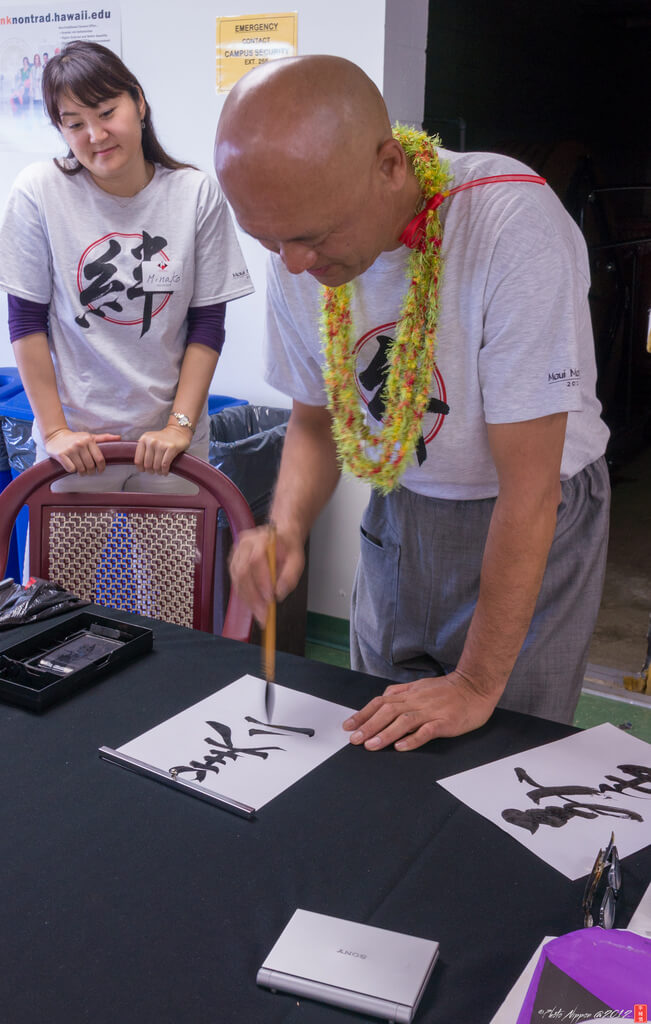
<box><xmin>424</xmin><ymin>0</ymin><xmax>651</xmax><ymax>464</ymax></box>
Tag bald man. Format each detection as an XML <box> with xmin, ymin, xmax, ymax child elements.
<box><xmin>215</xmin><ymin>55</ymin><xmax>610</xmax><ymax>750</ymax></box>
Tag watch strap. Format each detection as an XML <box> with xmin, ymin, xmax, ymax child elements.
<box><xmin>171</xmin><ymin>411</ymin><xmax>195</xmax><ymax>434</ymax></box>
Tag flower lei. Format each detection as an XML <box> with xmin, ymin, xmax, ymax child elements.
<box><xmin>320</xmin><ymin>124</ymin><xmax>452</xmax><ymax>493</ymax></box>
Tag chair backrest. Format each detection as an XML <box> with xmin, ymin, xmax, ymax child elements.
<box><xmin>0</xmin><ymin>442</ymin><xmax>254</xmax><ymax>642</ymax></box>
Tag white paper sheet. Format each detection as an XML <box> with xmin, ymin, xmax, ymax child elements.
<box><xmin>439</xmin><ymin>723</ymin><xmax>651</xmax><ymax>879</ymax></box>
<box><xmin>628</xmin><ymin>879</ymin><xmax>651</xmax><ymax>940</ymax></box>
<box><xmin>115</xmin><ymin>674</ymin><xmax>355</xmax><ymax>811</ymax></box>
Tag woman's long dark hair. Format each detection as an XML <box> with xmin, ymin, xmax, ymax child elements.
<box><xmin>42</xmin><ymin>40</ymin><xmax>194</xmax><ymax>175</ymax></box>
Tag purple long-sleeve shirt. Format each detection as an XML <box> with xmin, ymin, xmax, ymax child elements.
<box><xmin>8</xmin><ymin>294</ymin><xmax>226</xmax><ymax>352</ymax></box>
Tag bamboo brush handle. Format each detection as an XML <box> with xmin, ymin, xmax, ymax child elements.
<box><xmin>263</xmin><ymin>525</ymin><xmax>276</xmax><ymax>682</ymax></box>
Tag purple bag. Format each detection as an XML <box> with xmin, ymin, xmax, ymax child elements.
<box><xmin>516</xmin><ymin>929</ymin><xmax>651</xmax><ymax>1022</ymax></box>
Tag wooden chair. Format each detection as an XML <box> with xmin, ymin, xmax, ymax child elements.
<box><xmin>0</xmin><ymin>442</ymin><xmax>254</xmax><ymax>641</ymax></box>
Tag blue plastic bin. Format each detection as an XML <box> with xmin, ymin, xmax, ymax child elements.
<box><xmin>208</xmin><ymin>394</ymin><xmax>248</xmax><ymax>416</ymax></box>
<box><xmin>0</xmin><ymin>370</ymin><xmax>24</xmax><ymax>578</ymax></box>
<box><xmin>0</xmin><ymin>385</ymin><xmax>35</xmax><ymax>582</ymax></box>
<box><xmin>0</xmin><ymin>366</ymin><xmax>23</xmax><ymax>475</ymax></box>
<box><xmin>0</xmin><ymin>370</ymin><xmax>22</xmax><ymax>476</ymax></box>
<box><xmin>0</xmin><ymin>367</ymin><xmax>22</xmax><ymax>401</ymax></box>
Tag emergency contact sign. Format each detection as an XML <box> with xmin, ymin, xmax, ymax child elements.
<box><xmin>216</xmin><ymin>12</ymin><xmax>297</xmax><ymax>92</ymax></box>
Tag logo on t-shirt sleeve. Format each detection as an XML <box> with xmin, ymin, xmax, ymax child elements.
<box><xmin>548</xmin><ymin>367</ymin><xmax>581</xmax><ymax>388</ymax></box>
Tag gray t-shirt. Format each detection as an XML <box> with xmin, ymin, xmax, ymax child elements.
<box><xmin>0</xmin><ymin>160</ymin><xmax>253</xmax><ymax>448</ymax></box>
<box><xmin>264</xmin><ymin>148</ymin><xmax>609</xmax><ymax>499</ymax></box>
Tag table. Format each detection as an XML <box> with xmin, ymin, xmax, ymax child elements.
<box><xmin>1</xmin><ymin>609</ymin><xmax>649</xmax><ymax>1024</ymax></box>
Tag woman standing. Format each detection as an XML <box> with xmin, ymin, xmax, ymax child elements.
<box><xmin>0</xmin><ymin>41</ymin><xmax>252</xmax><ymax>492</ymax></box>
<box><xmin>10</xmin><ymin>57</ymin><xmax>31</xmax><ymax>113</ymax></box>
<box><xmin>30</xmin><ymin>52</ymin><xmax>43</xmax><ymax>112</ymax></box>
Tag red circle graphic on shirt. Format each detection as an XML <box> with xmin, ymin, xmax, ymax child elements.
<box><xmin>353</xmin><ymin>321</ymin><xmax>448</xmax><ymax>445</ymax></box>
<box><xmin>76</xmin><ymin>232</ymin><xmax>172</xmax><ymax>326</ymax></box>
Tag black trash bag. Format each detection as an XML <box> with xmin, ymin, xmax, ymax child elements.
<box><xmin>0</xmin><ymin>415</ymin><xmax>36</xmax><ymax>474</ymax></box>
<box><xmin>209</xmin><ymin>405</ymin><xmax>309</xmax><ymax>656</ymax></box>
<box><xmin>0</xmin><ymin>427</ymin><xmax>10</xmax><ymax>474</ymax></box>
<box><xmin>209</xmin><ymin>405</ymin><xmax>290</xmax><ymax>523</ymax></box>
<box><xmin>0</xmin><ymin>578</ymin><xmax>89</xmax><ymax>630</ymax></box>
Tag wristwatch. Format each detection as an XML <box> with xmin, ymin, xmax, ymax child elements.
<box><xmin>171</xmin><ymin>411</ymin><xmax>195</xmax><ymax>434</ymax></box>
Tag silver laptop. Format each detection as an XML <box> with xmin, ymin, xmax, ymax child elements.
<box><xmin>257</xmin><ymin>909</ymin><xmax>439</xmax><ymax>1023</ymax></box>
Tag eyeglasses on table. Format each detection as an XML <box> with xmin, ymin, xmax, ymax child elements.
<box><xmin>582</xmin><ymin>830</ymin><xmax>622</xmax><ymax>929</ymax></box>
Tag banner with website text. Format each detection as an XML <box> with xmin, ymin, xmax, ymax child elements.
<box><xmin>0</xmin><ymin>3</ymin><xmax>121</xmax><ymax>153</ymax></box>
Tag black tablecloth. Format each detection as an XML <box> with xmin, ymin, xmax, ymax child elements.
<box><xmin>1</xmin><ymin>609</ymin><xmax>649</xmax><ymax>1024</ymax></box>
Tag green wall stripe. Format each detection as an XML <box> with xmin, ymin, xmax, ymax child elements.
<box><xmin>306</xmin><ymin>612</ymin><xmax>350</xmax><ymax>651</ymax></box>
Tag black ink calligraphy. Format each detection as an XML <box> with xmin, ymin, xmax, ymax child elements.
<box><xmin>128</xmin><ymin>231</ymin><xmax>169</xmax><ymax>337</ymax></box>
<box><xmin>76</xmin><ymin>238</ymin><xmax>125</xmax><ymax>326</ymax></box>
<box><xmin>599</xmin><ymin>764</ymin><xmax>651</xmax><ymax>798</ymax></box>
<box><xmin>169</xmin><ymin>716</ymin><xmax>315</xmax><ymax>784</ymax></box>
<box><xmin>501</xmin><ymin>764</ymin><xmax>649</xmax><ymax>834</ymax></box>
<box><xmin>244</xmin><ymin>715</ymin><xmax>315</xmax><ymax>738</ymax></box>
<box><xmin>76</xmin><ymin>231</ymin><xmax>171</xmax><ymax>336</ymax></box>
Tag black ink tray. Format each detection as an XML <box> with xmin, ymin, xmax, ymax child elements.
<box><xmin>0</xmin><ymin>612</ymin><xmax>153</xmax><ymax>710</ymax></box>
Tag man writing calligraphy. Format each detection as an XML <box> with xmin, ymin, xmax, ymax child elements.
<box><xmin>214</xmin><ymin>55</ymin><xmax>610</xmax><ymax>750</ymax></box>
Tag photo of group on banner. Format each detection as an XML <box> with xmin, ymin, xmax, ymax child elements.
<box><xmin>7</xmin><ymin>48</ymin><xmax>59</xmax><ymax>119</ymax></box>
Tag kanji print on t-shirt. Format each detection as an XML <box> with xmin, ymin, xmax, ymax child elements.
<box><xmin>75</xmin><ymin>229</ymin><xmax>172</xmax><ymax>337</ymax></box>
<box><xmin>354</xmin><ymin>321</ymin><xmax>450</xmax><ymax>466</ymax></box>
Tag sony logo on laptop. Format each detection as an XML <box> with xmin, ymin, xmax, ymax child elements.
<box><xmin>337</xmin><ymin>948</ymin><xmax>367</xmax><ymax>959</ymax></box>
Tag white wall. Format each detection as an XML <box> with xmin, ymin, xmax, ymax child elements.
<box><xmin>384</xmin><ymin>0</ymin><xmax>429</xmax><ymax>126</ymax></box>
<box><xmin>0</xmin><ymin>0</ymin><xmax>430</xmax><ymax>621</ymax></box>
<box><xmin>306</xmin><ymin>0</ymin><xmax>430</xmax><ymax>619</ymax></box>
<box><xmin>0</xmin><ymin>0</ymin><xmax>387</xmax><ymax>398</ymax></box>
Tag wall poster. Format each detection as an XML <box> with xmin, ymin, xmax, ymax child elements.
<box><xmin>0</xmin><ymin>2</ymin><xmax>121</xmax><ymax>154</ymax></box>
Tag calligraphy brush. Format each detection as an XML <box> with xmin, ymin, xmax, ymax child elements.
<box><xmin>263</xmin><ymin>523</ymin><xmax>276</xmax><ymax>722</ymax></box>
